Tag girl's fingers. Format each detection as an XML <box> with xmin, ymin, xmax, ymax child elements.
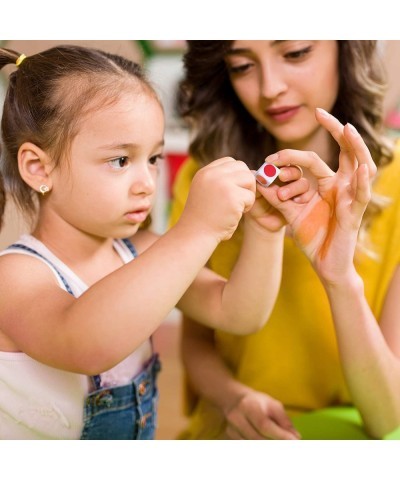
<box><xmin>207</xmin><ymin>156</ymin><xmax>238</xmax><ymax>168</ymax></box>
<box><xmin>266</xmin><ymin>150</ymin><xmax>334</xmax><ymax>179</ymax></box>
<box><xmin>257</xmin><ymin>184</ymin><xmax>304</xmax><ymax>224</ymax></box>
<box><xmin>256</xmin><ymin>183</ymin><xmax>283</xmax><ymax>208</ymax></box>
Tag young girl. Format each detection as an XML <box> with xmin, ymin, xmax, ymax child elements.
<box><xmin>170</xmin><ymin>40</ymin><xmax>400</xmax><ymax>439</ymax></box>
<box><xmin>0</xmin><ymin>44</ymin><xmax>310</xmax><ymax>440</ymax></box>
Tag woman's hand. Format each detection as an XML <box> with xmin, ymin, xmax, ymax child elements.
<box><xmin>223</xmin><ymin>388</ymin><xmax>300</xmax><ymax>440</ymax></box>
<box><xmin>246</xmin><ymin>165</ymin><xmax>309</xmax><ymax>233</ymax></box>
<box><xmin>258</xmin><ymin>109</ymin><xmax>375</xmax><ymax>284</ymax></box>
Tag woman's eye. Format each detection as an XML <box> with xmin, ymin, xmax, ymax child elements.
<box><xmin>108</xmin><ymin>157</ymin><xmax>128</xmax><ymax>169</ymax></box>
<box><xmin>227</xmin><ymin>63</ymin><xmax>253</xmax><ymax>75</ymax></box>
<box><xmin>285</xmin><ymin>46</ymin><xmax>312</xmax><ymax>60</ymax></box>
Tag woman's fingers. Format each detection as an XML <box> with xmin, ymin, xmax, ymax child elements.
<box><xmin>343</xmin><ymin>123</ymin><xmax>377</xmax><ymax>178</ymax></box>
<box><xmin>257</xmin><ymin>417</ymin><xmax>300</xmax><ymax>440</ymax></box>
<box><xmin>278</xmin><ymin>165</ymin><xmax>304</xmax><ymax>183</ymax></box>
<box><xmin>351</xmin><ymin>163</ymin><xmax>371</xmax><ymax>221</ymax></box>
<box><xmin>315</xmin><ymin>107</ymin><xmax>350</xmax><ymax>151</ymax></box>
<box><xmin>277</xmin><ymin>177</ymin><xmax>310</xmax><ymax>201</ymax></box>
<box><xmin>266</xmin><ymin>149</ymin><xmax>334</xmax><ymax>179</ymax></box>
<box><xmin>225</xmin><ymin>414</ymin><xmax>270</xmax><ymax>440</ymax></box>
<box><xmin>316</xmin><ymin>108</ymin><xmax>358</xmax><ymax>175</ymax></box>
<box><xmin>316</xmin><ymin>108</ymin><xmax>377</xmax><ymax>178</ymax></box>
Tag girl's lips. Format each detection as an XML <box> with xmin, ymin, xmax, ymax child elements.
<box><xmin>266</xmin><ymin>106</ymin><xmax>301</xmax><ymax>122</ymax></box>
<box><xmin>125</xmin><ymin>209</ymin><xmax>149</xmax><ymax>223</ymax></box>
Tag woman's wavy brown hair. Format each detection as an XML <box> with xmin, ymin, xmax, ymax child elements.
<box><xmin>177</xmin><ymin>40</ymin><xmax>394</xmax><ymax>248</ymax></box>
<box><xmin>0</xmin><ymin>44</ymin><xmax>158</xmax><ymax>229</ymax></box>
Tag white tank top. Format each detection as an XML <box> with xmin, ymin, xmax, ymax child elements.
<box><xmin>0</xmin><ymin>234</ymin><xmax>152</xmax><ymax>439</ymax></box>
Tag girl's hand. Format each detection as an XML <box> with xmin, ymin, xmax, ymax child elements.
<box><xmin>258</xmin><ymin>109</ymin><xmax>374</xmax><ymax>284</ymax></box>
<box><xmin>223</xmin><ymin>388</ymin><xmax>300</xmax><ymax>440</ymax></box>
<box><xmin>180</xmin><ymin>157</ymin><xmax>256</xmax><ymax>242</ymax></box>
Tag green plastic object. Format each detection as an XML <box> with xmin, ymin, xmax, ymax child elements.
<box><xmin>291</xmin><ymin>406</ymin><xmax>400</xmax><ymax>440</ymax></box>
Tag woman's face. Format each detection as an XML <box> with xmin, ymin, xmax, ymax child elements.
<box><xmin>224</xmin><ymin>41</ymin><xmax>339</xmax><ymax>150</ymax></box>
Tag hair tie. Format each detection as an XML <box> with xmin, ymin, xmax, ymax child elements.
<box><xmin>16</xmin><ymin>54</ymin><xmax>27</xmax><ymax>67</ymax></box>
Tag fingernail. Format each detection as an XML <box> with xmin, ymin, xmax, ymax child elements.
<box><xmin>289</xmin><ymin>427</ymin><xmax>301</xmax><ymax>439</ymax></box>
<box><xmin>316</xmin><ymin>107</ymin><xmax>330</xmax><ymax>117</ymax></box>
<box><xmin>266</xmin><ymin>153</ymin><xmax>279</xmax><ymax>163</ymax></box>
<box><xmin>278</xmin><ymin>169</ymin><xmax>288</xmax><ymax>181</ymax></box>
<box><xmin>279</xmin><ymin>187</ymin><xmax>289</xmax><ymax>200</ymax></box>
<box><xmin>347</xmin><ymin>123</ymin><xmax>358</xmax><ymax>135</ymax></box>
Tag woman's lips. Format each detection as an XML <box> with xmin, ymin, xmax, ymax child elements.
<box><xmin>266</xmin><ymin>105</ymin><xmax>301</xmax><ymax>122</ymax></box>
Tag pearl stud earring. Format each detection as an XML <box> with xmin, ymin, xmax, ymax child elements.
<box><xmin>39</xmin><ymin>184</ymin><xmax>50</xmax><ymax>195</ymax></box>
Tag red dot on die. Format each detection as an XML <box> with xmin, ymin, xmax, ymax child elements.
<box><xmin>263</xmin><ymin>164</ymin><xmax>276</xmax><ymax>177</ymax></box>
<box><xmin>256</xmin><ymin>173</ymin><xmax>268</xmax><ymax>185</ymax></box>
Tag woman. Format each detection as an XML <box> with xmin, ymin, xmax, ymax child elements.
<box><xmin>169</xmin><ymin>41</ymin><xmax>400</xmax><ymax>439</ymax></box>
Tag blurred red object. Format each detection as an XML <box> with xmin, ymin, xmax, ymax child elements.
<box><xmin>165</xmin><ymin>153</ymin><xmax>188</xmax><ymax>197</ymax></box>
<box><xmin>385</xmin><ymin>104</ymin><xmax>400</xmax><ymax>129</ymax></box>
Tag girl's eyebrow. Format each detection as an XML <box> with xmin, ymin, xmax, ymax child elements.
<box><xmin>98</xmin><ymin>140</ymin><xmax>165</xmax><ymax>151</ymax></box>
<box><xmin>98</xmin><ymin>143</ymin><xmax>138</xmax><ymax>150</ymax></box>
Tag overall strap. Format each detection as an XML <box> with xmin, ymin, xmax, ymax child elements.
<box><xmin>92</xmin><ymin>238</ymin><xmax>154</xmax><ymax>391</ymax></box>
<box><xmin>9</xmin><ymin>243</ymin><xmax>104</xmax><ymax>390</ymax></box>
<box><xmin>7</xmin><ymin>243</ymin><xmax>74</xmax><ymax>296</ymax></box>
<box><xmin>92</xmin><ymin>238</ymin><xmax>138</xmax><ymax>390</ymax></box>
<box><xmin>8</xmin><ymin>240</ymin><xmax>147</xmax><ymax>392</ymax></box>
<box><xmin>121</xmin><ymin>238</ymin><xmax>138</xmax><ymax>258</ymax></box>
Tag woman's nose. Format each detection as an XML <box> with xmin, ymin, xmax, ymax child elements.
<box><xmin>259</xmin><ymin>63</ymin><xmax>288</xmax><ymax>100</ymax></box>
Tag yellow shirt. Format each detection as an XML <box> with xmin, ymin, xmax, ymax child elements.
<box><xmin>169</xmin><ymin>143</ymin><xmax>400</xmax><ymax>439</ymax></box>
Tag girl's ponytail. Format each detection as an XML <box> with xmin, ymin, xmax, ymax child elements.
<box><xmin>0</xmin><ymin>172</ymin><xmax>5</xmax><ymax>230</ymax></box>
<box><xmin>0</xmin><ymin>47</ymin><xmax>22</xmax><ymax>70</ymax></box>
<box><xmin>0</xmin><ymin>47</ymin><xmax>23</xmax><ymax>230</ymax></box>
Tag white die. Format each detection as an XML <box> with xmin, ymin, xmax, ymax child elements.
<box><xmin>255</xmin><ymin>162</ymin><xmax>280</xmax><ymax>186</ymax></box>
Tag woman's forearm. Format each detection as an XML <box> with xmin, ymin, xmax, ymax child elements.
<box><xmin>325</xmin><ymin>273</ymin><xmax>400</xmax><ymax>437</ymax></box>
<box><xmin>181</xmin><ymin>318</ymin><xmax>251</xmax><ymax>414</ymax></box>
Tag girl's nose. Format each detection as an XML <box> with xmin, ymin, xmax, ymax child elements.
<box><xmin>130</xmin><ymin>166</ymin><xmax>156</xmax><ymax>196</ymax></box>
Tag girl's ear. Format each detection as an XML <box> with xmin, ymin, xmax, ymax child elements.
<box><xmin>18</xmin><ymin>142</ymin><xmax>54</xmax><ymax>194</ymax></box>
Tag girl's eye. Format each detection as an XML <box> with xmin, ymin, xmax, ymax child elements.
<box><xmin>149</xmin><ymin>154</ymin><xmax>163</xmax><ymax>166</ymax></box>
<box><xmin>108</xmin><ymin>157</ymin><xmax>128</xmax><ymax>169</ymax></box>
<box><xmin>285</xmin><ymin>46</ymin><xmax>312</xmax><ymax>60</ymax></box>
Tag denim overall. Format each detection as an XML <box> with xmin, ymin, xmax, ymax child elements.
<box><xmin>9</xmin><ymin>239</ymin><xmax>161</xmax><ymax>440</ymax></box>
